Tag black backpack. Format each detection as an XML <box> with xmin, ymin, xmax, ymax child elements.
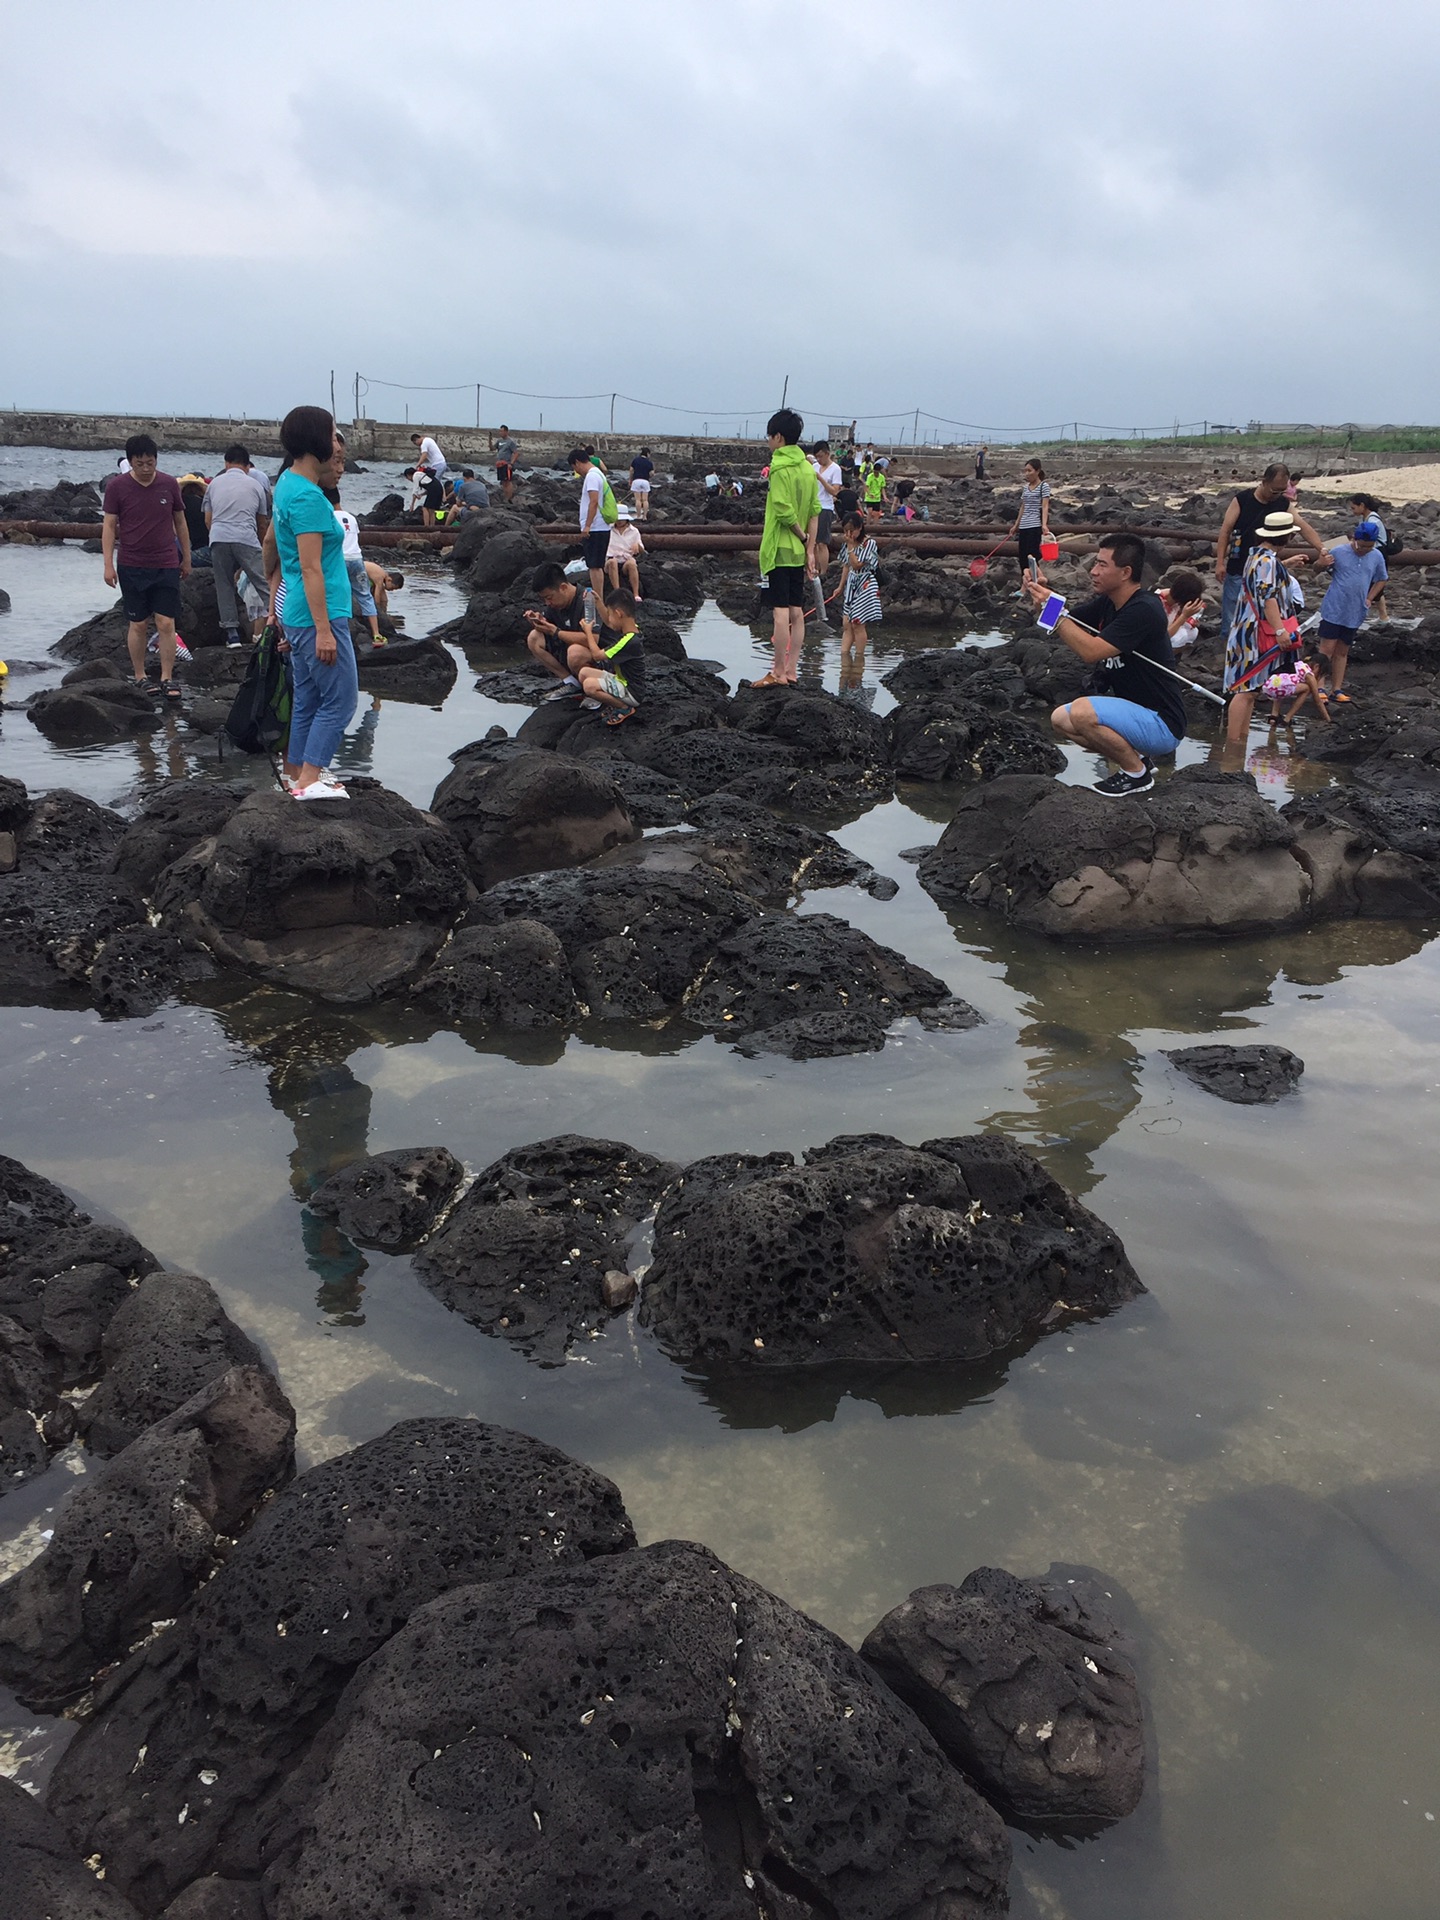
<box><xmin>224</xmin><ymin>625</ymin><xmax>293</xmax><ymax>754</ymax></box>
<box><xmin>1382</xmin><ymin>531</ymin><xmax>1404</xmax><ymax>561</ymax></box>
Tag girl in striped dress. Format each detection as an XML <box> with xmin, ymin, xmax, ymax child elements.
<box><xmin>838</xmin><ymin>512</ymin><xmax>882</xmax><ymax>685</ymax></box>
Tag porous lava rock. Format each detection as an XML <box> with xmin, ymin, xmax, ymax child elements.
<box><xmin>28</xmin><ymin>679</ymin><xmax>161</xmax><ymax>744</ymax></box>
<box><xmin>597</xmin><ymin>792</ymin><xmax>896</xmax><ymax>902</ymax></box>
<box><xmin>353</xmin><ymin>634</ymin><xmax>457</xmax><ymax>704</ymax></box>
<box><xmin>415</xmin><ymin>1136</ymin><xmax>681</xmax><ymax>1361</ymax></box>
<box><xmin>47</xmin><ymin>1420</ymin><xmax>636</xmax><ymax>1911</ymax></box>
<box><xmin>730</xmin><ymin>1009</ymin><xmax>889</xmax><ymax>1058</ymax></box>
<box><xmin>1279</xmin><ymin>769</ymin><xmax>1440</xmax><ymax>917</ymax></box>
<box><xmin>460</xmin><ymin>521</ymin><xmax>546</xmax><ymax>591</ymax></box>
<box><xmin>0</xmin><ymin>478</ymin><xmax>104</xmax><ymax>523</ymax></box>
<box><xmin>464</xmin><ymin>864</ymin><xmax>756</xmax><ymax>1020</ymax></box>
<box><xmin>640</xmin><ymin>1133</ymin><xmax>1142</xmax><ymax>1367</ymax></box>
<box><xmin>305</xmin><ymin>1146</ymin><xmax>465</xmax><ymax>1251</ymax></box>
<box><xmin>0</xmin><ymin>1365</ymin><xmax>295</xmax><ymax>1712</ymax></box>
<box><xmin>918</xmin><ymin>766</ymin><xmax>1319</xmax><ymax>940</ymax></box>
<box><xmin>862</xmin><ymin>1566</ymin><xmax>1146</xmax><ymax>1833</ymax></box>
<box><xmin>161</xmin><ymin>1882</ymin><xmax>263</xmax><ymax>1920</ymax></box>
<box><xmin>151</xmin><ymin>783</ymin><xmax>473</xmax><ymax>1005</ymax></box>
<box><xmin>0</xmin><ymin>1773</ymin><xmax>142</xmax><ymax>1920</ymax></box>
<box><xmin>266</xmin><ymin>1539</ymin><xmax>1011</xmax><ymax>1920</ymax></box>
<box><xmin>429</xmin><ymin>751</ymin><xmax>638</xmax><ymax>890</ymax></box>
<box><xmin>1164</xmin><ymin>1043</ymin><xmax>1304</xmax><ymax>1104</ymax></box>
<box><xmin>448</xmin><ymin>507</ymin><xmax>543</xmax><ymax>572</ymax></box>
<box><xmin>888</xmin><ymin>695</ymin><xmax>1066</xmax><ymax>783</ymax></box>
<box><xmin>77</xmin><ymin>1272</ymin><xmax>267</xmax><ymax>1459</ymax></box>
<box><xmin>414</xmin><ymin>918</ymin><xmax>580</xmax><ymax>1026</ymax></box>
<box><xmin>682</xmin><ymin>912</ymin><xmax>948</xmax><ymax>1043</ymax></box>
<box><xmin>54</xmin><ymin>574</ymin><xmax>227</xmax><ymax>665</ymax></box>
<box><xmin>731</xmin><ymin>683</ymin><xmax>894</xmax><ymax>799</ymax></box>
<box><xmin>88</xmin><ymin>923</ymin><xmax>215</xmax><ymax>1021</ymax></box>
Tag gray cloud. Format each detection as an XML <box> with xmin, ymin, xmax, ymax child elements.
<box><xmin>2</xmin><ymin>0</ymin><xmax>1437</xmax><ymax>436</ymax></box>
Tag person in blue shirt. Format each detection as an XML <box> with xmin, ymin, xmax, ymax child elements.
<box><xmin>1314</xmin><ymin>521</ymin><xmax>1387</xmax><ymax>701</ymax></box>
<box><xmin>271</xmin><ymin>405</ymin><xmax>358</xmax><ymax>796</ymax></box>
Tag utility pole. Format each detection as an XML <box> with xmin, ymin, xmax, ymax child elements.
<box><xmin>475</xmin><ymin>384</ymin><xmax>481</xmax><ymax>429</ymax></box>
<box><xmin>353</xmin><ymin>373</ymin><xmax>359</xmax><ymax>423</ymax></box>
<box><xmin>780</xmin><ymin>374</ymin><xmax>789</xmax><ymax>408</ymax></box>
<box><xmin>913</xmin><ymin>406</ymin><xmax>920</xmax><ymax>447</ymax></box>
<box><xmin>329</xmin><ymin>369</ymin><xmax>335</xmax><ymax>418</ymax></box>
<box><xmin>610</xmin><ymin>393</ymin><xmax>616</xmax><ymax>433</ymax></box>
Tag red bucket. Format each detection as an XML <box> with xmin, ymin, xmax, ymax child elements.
<box><xmin>1040</xmin><ymin>538</ymin><xmax>1060</xmax><ymax>563</ymax></box>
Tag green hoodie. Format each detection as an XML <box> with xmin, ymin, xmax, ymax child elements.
<box><xmin>759</xmin><ymin>443</ymin><xmax>821</xmax><ymax>575</ymax></box>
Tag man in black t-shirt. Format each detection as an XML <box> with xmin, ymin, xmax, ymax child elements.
<box><xmin>523</xmin><ymin>560</ymin><xmax>596</xmax><ymax>694</ymax></box>
<box><xmin>1023</xmin><ymin>532</ymin><xmax>1185</xmax><ymax>796</ymax></box>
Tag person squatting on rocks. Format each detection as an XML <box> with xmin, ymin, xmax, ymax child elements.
<box><xmin>271</xmin><ymin>405</ymin><xmax>359</xmax><ymax>799</ymax></box>
<box><xmin>1312</xmin><ymin>517</ymin><xmax>1388</xmax><ymax>700</ymax></box>
<box><xmin>451</xmin><ymin>468</ymin><xmax>490</xmax><ymax>515</ymax></box>
<box><xmin>1214</xmin><ymin>464</ymin><xmax>1324</xmax><ymax>642</ymax></box>
<box><xmin>1008</xmin><ymin>458</ymin><xmax>1053</xmax><ymax>587</ymax></box>
<box><xmin>205</xmin><ymin>443</ymin><xmax>271</xmax><ymax>648</ymax></box>
<box><xmin>1223</xmin><ymin>510</ymin><xmax>1303</xmax><ymax>747</ymax></box>
<box><xmin>629</xmin><ymin>446</ymin><xmax>654</xmax><ymax>518</ymax></box>
<box><xmin>326</xmin><ymin>487</ymin><xmax>384</xmax><ymax>646</ymax></box>
<box><xmin>1022</xmin><ymin>532</ymin><xmax>1185</xmax><ymax>796</ymax></box>
<box><xmin>575</xmin><ymin>587</ymin><xmax>647</xmax><ymax>726</ymax></box>
<box><xmin>752</xmin><ymin>407</ymin><xmax>821</xmax><ymax>687</ymax></box>
<box><xmin>495</xmin><ymin>425</ymin><xmax>518</xmax><ymax>503</ymax></box>
<box><xmin>1156</xmin><ymin>569</ymin><xmax>1207</xmax><ymax>651</ymax></box>
<box><xmin>571</xmin><ymin>446</ymin><xmax>613</xmax><ymax>609</ymax></box>
<box><xmin>606</xmin><ymin>511</ymin><xmax>644</xmax><ymax>599</ymax></box>
<box><xmin>837</xmin><ymin>511</ymin><xmax>882</xmax><ymax>690</ymax></box>
<box><xmin>178</xmin><ymin>475</ymin><xmax>211</xmax><ymax>563</ymax></box>
<box><xmin>524</xmin><ymin>560</ymin><xmax>598</xmax><ymax>694</ymax></box>
<box><xmin>101</xmin><ymin>432</ymin><xmax>191</xmax><ymax>705</ymax></box>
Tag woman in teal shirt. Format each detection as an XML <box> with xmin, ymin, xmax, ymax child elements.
<box><xmin>272</xmin><ymin>405</ymin><xmax>357</xmax><ymax>798</ymax></box>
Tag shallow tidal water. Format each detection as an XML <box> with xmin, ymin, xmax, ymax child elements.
<box><xmin>1</xmin><ymin>453</ymin><xmax>1439</xmax><ymax>1919</ymax></box>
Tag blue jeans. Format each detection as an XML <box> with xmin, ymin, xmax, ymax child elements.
<box><xmin>347</xmin><ymin>559</ymin><xmax>377</xmax><ymax>618</ymax></box>
<box><xmin>284</xmin><ymin>618</ymin><xmax>358</xmax><ymax>769</ymax></box>
<box><xmin>1221</xmin><ymin>572</ymin><xmax>1243</xmax><ymax>643</ymax></box>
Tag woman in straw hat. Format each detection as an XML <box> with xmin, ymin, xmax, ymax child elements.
<box><xmin>1224</xmin><ymin>509</ymin><xmax>1303</xmax><ymax>746</ymax></box>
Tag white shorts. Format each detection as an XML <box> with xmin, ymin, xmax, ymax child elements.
<box><xmin>630</xmin><ymin>478</ymin><xmax>651</xmax><ymax>493</ymax></box>
<box><xmin>593</xmin><ymin>671</ymin><xmax>636</xmax><ymax>705</ymax></box>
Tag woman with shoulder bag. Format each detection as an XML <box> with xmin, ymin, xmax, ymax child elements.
<box><xmin>1224</xmin><ymin>511</ymin><xmax>1302</xmax><ymax>747</ymax></box>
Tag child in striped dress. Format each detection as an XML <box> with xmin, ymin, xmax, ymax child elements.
<box><xmin>838</xmin><ymin>513</ymin><xmax>882</xmax><ymax>685</ymax></box>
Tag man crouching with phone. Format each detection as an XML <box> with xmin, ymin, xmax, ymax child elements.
<box><xmin>1022</xmin><ymin>532</ymin><xmax>1184</xmax><ymax>795</ymax></box>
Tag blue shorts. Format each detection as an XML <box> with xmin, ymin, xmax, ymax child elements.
<box><xmin>1071</xmin><ymin>696</ymin><xmax>1181</xmax><ymax>759</ymax></box>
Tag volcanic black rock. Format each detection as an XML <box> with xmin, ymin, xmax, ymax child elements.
<box><xmin>306</xmin><ymin>1146</ymin><xmax>466</xmax><ymax>1251</ymax></box>
<box><xmin>46</xmin><ymin>1419</ymin><xmax>636</xmax><ymax>1911</ymax></box>
<box><xmin>0</xmin><ymin>1773</ymin><xmax>141</xmax><ymax>1920</ymax></box>
<box><xmin>640</xmin><ymin>1133</ymin><xmax>1143</xmax><ymax>1366</ymax></box>
<box><xmin>266</xmin><ymin>1539</ymin><xmax>1011</xmax><ymax>1920</ymax></box>
<box><xmin>863</xmin><ymin>1566</ymin><xmax>1146</xmax><ymax>1832</ymax></box>
<box><xmin>353</xmin><ymin>634</ymin><xmax>457</xmax><ymax>704</ymax></box>
<box><xmin>415</xmin><ymin>1135</ymin><xmax>680</xmax><ymax>1361</ymax></box>
<box><xmin>1164</xmin><ymin>1043</ymin><xmax>1304</xmax><ymax>1104</ymax></box>
<box><xmin>430</xmin><ymin>751</ymin><xmax>638</xmax><ymax>890</ymax></box>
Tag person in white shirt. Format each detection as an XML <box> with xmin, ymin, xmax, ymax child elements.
<box><xmin>809</xmin><ymin>439</ymin><xmax>843</xmax><ymax>602</ymax></box>
<box><xmin>411</xmin><ymin>432</ymin><xmax>446</xmax><ymax>478</ymax></box>
<box><xmin>571</xmin><ymin>447</ymin><xmax>611</xmax><ymax>603</ymax></box>
<box><xmin>324</xmin><ymin>485</ymin><xmax>383</xmax><ymax>645</ymax></box>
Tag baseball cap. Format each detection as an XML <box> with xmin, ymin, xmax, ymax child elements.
<box><xmin>1354</xmin><ymin>520</ymin><xmax>1381</xmax><ymax>542</ymax></box>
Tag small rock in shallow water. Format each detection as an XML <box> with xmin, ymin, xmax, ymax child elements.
<box><xmin>1163</xmin><ymin>1043</ymin><xmax>1303</xmax><ymax>1104</ymax></box>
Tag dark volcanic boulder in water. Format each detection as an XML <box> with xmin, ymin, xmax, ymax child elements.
<box><xmin>449</xmin><ymin>507</ymin><xmax>544</xmax><ymax>576</ymax></box>
<box><xmin>0</xmin><ymin>1773</ymin><xmax>142</xmax><ymax>1920</ymax></box>
<box><xmin>639</xmin><ymin>1133</ymin><xmax>1142</xmax><ymax>1367</ymax></box>
<box><xmin>112</xmin><ymin>783</ymin><xmax>253</xmax><ymax>893</ymax></box>
<box><xmin>731</xmin><ymin>682</ymin><xmax>894</xmax><ymax>797</ymax></box>
<box><xmin>862</xmin><ymin>1566</ymin><xmax>1146</xmax><ymax>1832</ymax></box>
<box><xmin>414</xmin><ymin>918</ymin><xmax>580</xmax><ymax>1026</ymax></box>
<box><xmin>0</xmin><ymin>788</ymin><xmax>144</xmax><ymax>1007</ymax></box>
<box><xmin>430</xmin><ymin>752</ymin><xmax>638</xmax><ymax>890</ymax></box>
<box><xmin>917</xmin><ymin>766</ymin><xmax>1314</xmax><ymax>941</ymax></box>
<box><xmin>888</xmin><ymin>695</ymin><xmax>1066</xmax><ymax>783</ymax></box>
<box><xmin>683</xmin><ymin>911</ymin><xmax>949</xmax><ymax>1041</ymax></box>
<box><xmin>597</xmin><ymin>791</ymin><xmax>895</xmax><ymax>902</ymax></box>
<box><xmin>266</xmin><ymin>1539</ymin><xmax>1011</xmax><ymax>1920</ymax></box>
<box><xmin>353</xmin><ymin>634</ymin><xmax>457</xmax><ymax>704</ymax></box>
<box><xmin>730</xmin><ymin>1008</ymin><xmax>889</xmax><ymax>1058</ymax></box>
<box><xmin>47</xmin><ymin>1420</ymin><xmax>636</xmax><ymax>1912</ymax></box>
<box><xmin>414</xmin><ymin>1135</ymin><xmax>681</xmax><ymax>1361</ymax></box>
<box><xmin>464</xmin><ymin>864</ymin><xmax>756</xmax><ymax>1019</ymax></box>
<box><xmin>27</xmin><ymin>679</ymin><xmax>161</xmax><ymax>744</ymax></box>
<box><xmin>306</xmin><ymin>1145</ymin><xmax>466</xmax><ymax>1251</ymax></box>
<box><xmin>1280</xmin><ymin>769</ymin><xmax>1440</xmax><ymax>919</ymax></box>
<box><xmin>0</xmin><ymin>478</ymin><xmax>104</xmax><ymax>523</ymax></box>
<box><xmin>1164</xmin><ymin>1043</ymin><xmax>1304</xmax><ymax>1104</ymax></box>
<box><xmin>152</xmin><ymin>784</ymin><xmax>471</xmax><ymax>939</ymax></box>
<box><xmin>0</xmin><ymin>1364</ymin><xmax>295</xmax><ymax>1712</ymax></box>
<box><xmin>77</xmin><ymin>1272</ymin><xmax>267</xmax><ymax>1458</ymax></box>
<box><xmin>54</xmin><ymin>574</ymin><xmax>227</xmax><ymax>664</ymax></box>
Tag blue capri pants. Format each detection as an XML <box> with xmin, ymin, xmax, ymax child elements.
<box><xmin>284</xmin><ymin>618</ymin><xmax>359</xmax><ymax>769</ymax></box>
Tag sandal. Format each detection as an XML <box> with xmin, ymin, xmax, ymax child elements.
<box><xmin>162</xmin><ymin>682</ymin><xmax>182</xmax><ymax>704</ymax></box>
<box><xmin>748</xmin><ymin>672</ymin><xmax>786</xmax><ymax>688</ymax></box>
<box><xmin>1331</xmin><ymin>691</ymin><xmax>1353</xmax><ymax>704</ymax></box>
<box><xmin>603</xmin><ymin>706</ymin><xmax>637</xmax><ymax>727</ymax></box>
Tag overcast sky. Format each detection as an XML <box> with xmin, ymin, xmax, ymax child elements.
<box><xmin>2</xmin><ymin>0</ymin><xmax>1437</xmax><ymax>441</ymax></box>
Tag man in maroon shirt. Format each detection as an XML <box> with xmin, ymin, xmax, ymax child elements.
<box><xmin>101</xmin><ymin>433</ymin><xmax>191</xmax><ymax>702</ymax></box>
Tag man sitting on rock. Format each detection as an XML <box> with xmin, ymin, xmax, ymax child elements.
<box><xmin>1023</xmin><ymin>532</ymin><xmax>1185</xmax><ymax>797</ymax></box>
<box><xmin>451</xmin><ymin>468</ymin><xmax>490</xmax><ymax>516</ymax></box>
<box><xmin>523</xmin><ymin>561</ymin><xmax>596</xmax><ymax>698</ymax></box>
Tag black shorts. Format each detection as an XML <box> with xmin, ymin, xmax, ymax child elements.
<box><xmin>815</xmin><ymin>509</ymin><xmax>834</xmax><ymax>544</ymax></box>
<box><xmin>583</xmin><ymin>530</ymin><xmax>610</xmax><ymax>569</ymax></box>
<box><xmin>117</xmin><ymin>565</ymin><xmax>181</xmax><ymax>622</ymax></box>
<box><xmin>1318</xmin><ymin>619</ymin><xmax>1357</xmax><ymax>646</ymax></box>
<box><xmin>761</xmin><ymin>564</ymin><xmax>807</xmax><ymax>608</ymax></box>
<box><xmin>496</xmin><ymin>462</ymin><xmax>514</xmax><ymax>484</ymax></box>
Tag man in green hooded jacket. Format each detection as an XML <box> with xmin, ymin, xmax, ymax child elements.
<box><xmin>755</xmin><ymin>406</ymin><xmax>820</xmax><ymax>685</ymax></box>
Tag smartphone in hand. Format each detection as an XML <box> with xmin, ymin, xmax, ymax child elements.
<box><xmin>1036</xmin><ymin>593</ymin><xmax>1066</xmax><ymax>632</ymax></box>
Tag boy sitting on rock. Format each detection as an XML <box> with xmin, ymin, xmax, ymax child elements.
<box><xmin>574</xmin><ymin>587</ymin><xmax>646</xmax><ymax>727</ymax></box>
